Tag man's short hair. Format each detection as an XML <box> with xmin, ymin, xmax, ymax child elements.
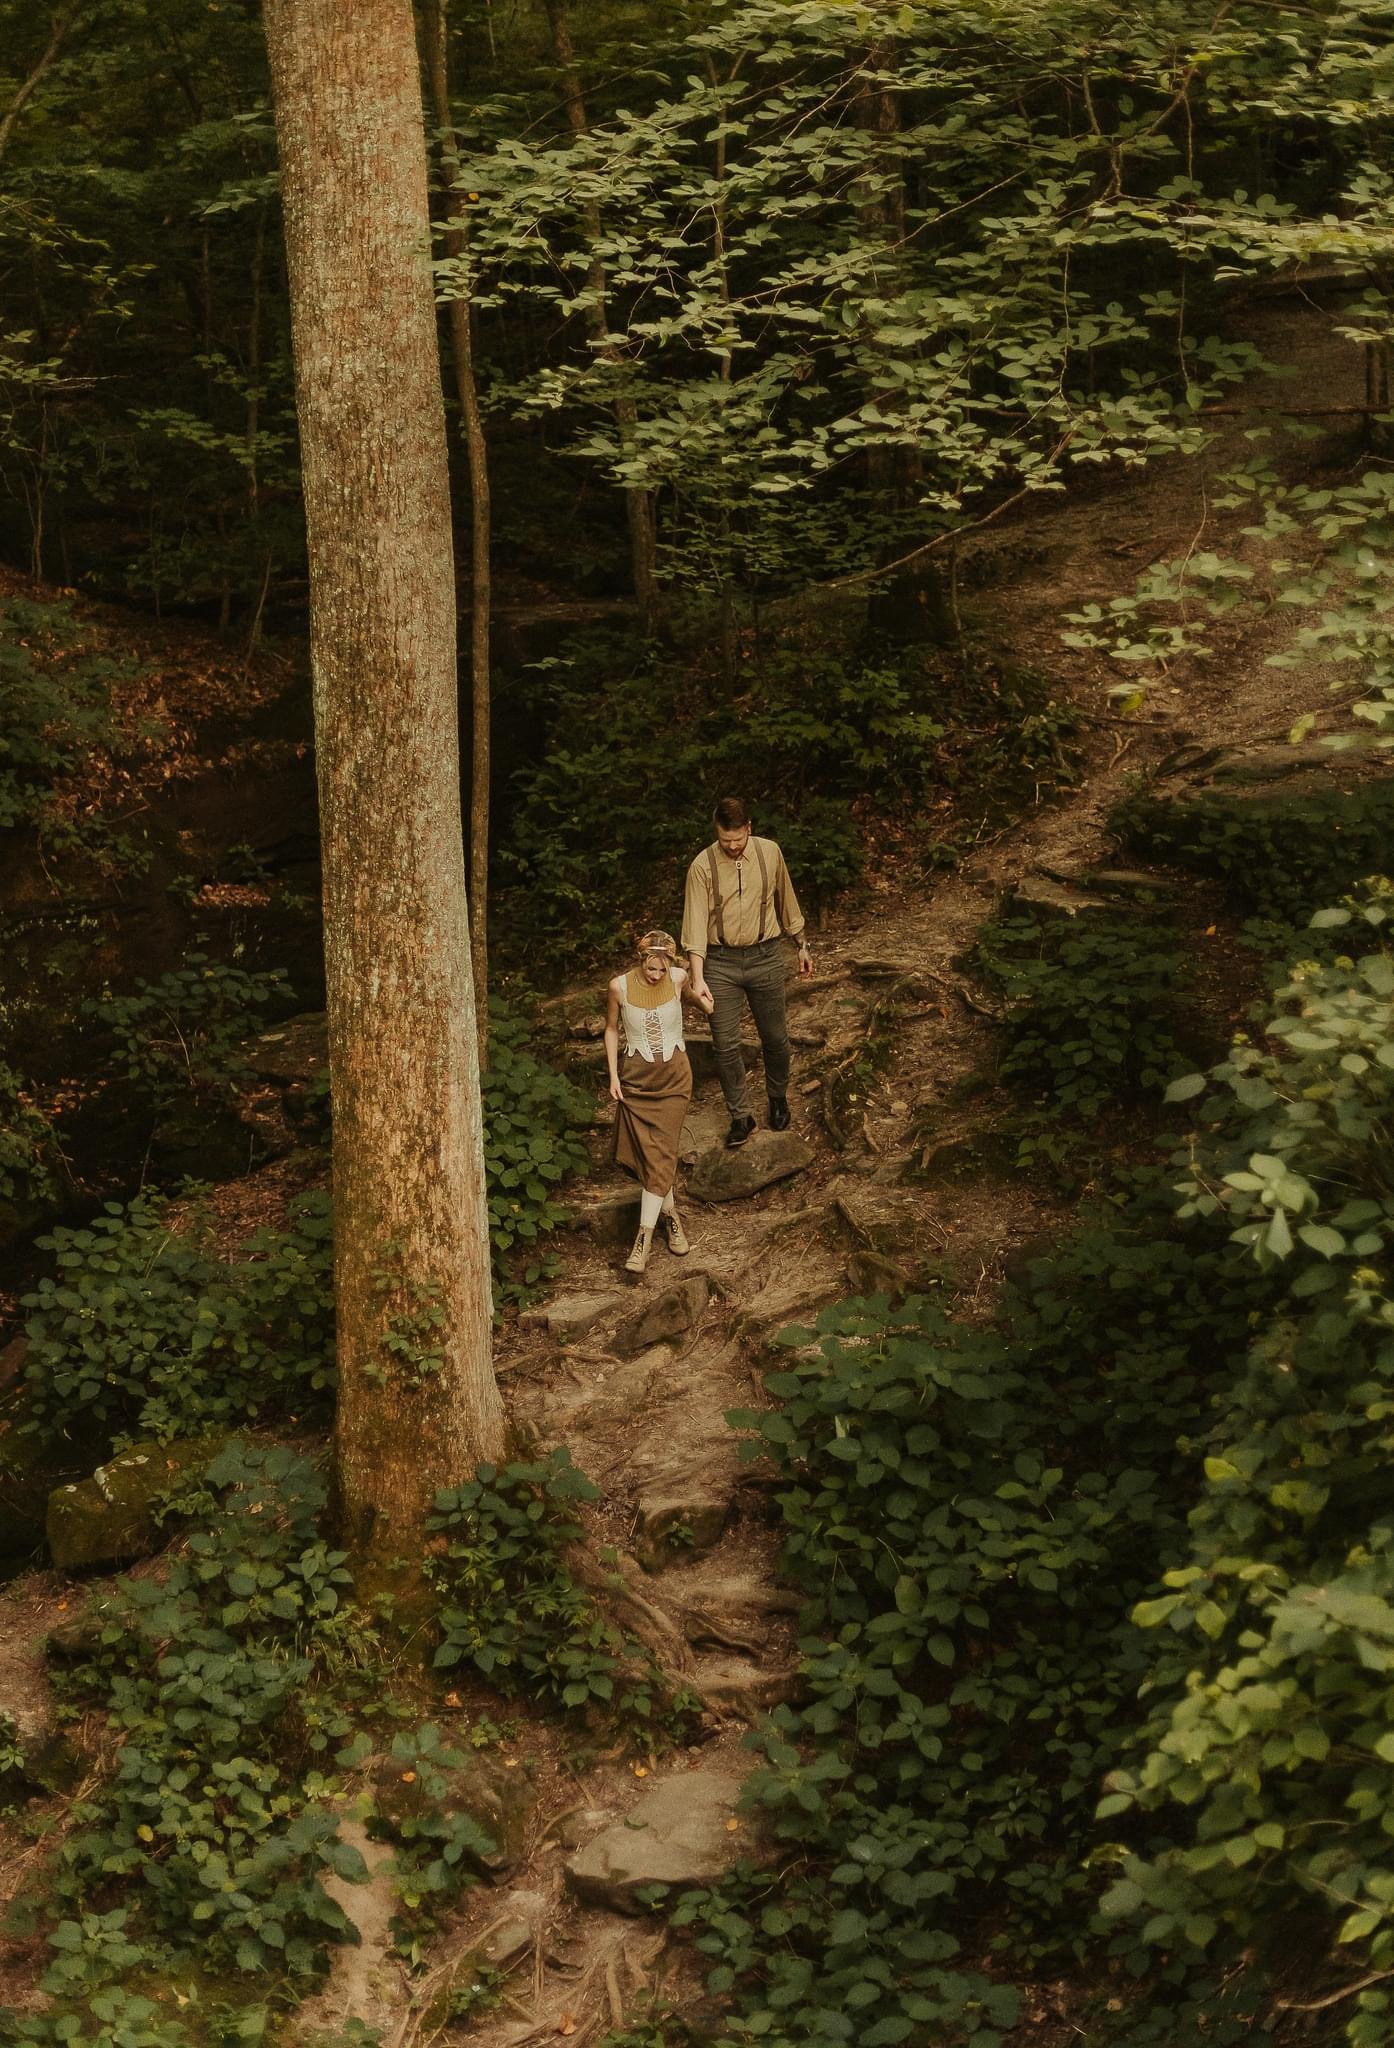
<box><xmin>713</xmin><ymin>796</ymin><xmax>750</xmax><ymax>830</ymax></box>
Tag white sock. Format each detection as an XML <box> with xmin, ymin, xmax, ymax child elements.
<box><xmin>640</xmin><ymin>1190</ymin><xmax>663</xmax><ymax>1230</ymax></box>
<box><xmin>660</xmin><ymin>1190</ymin><xmax>675</xmax><ymax>1215</ymax></box>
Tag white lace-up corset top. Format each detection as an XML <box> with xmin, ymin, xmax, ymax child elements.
<box><xmin>619</xmin><ymin>969</ymin><xmax>685</xmax><ymax>1062</ymax></box>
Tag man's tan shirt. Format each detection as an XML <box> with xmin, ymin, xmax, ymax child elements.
<box><xmin>682</xmin><ymin>835</ymin><xmax>806</xmax><ymax>956</ymax></box>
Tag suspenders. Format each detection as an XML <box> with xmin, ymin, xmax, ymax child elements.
<box><xmin>753</xmin><ymin>839</ymin><xmax>772</xmax><ymax>941</ymax></box>
<box><xmin>707</xmin><ymin>839</ymin><xmax>774</xmax><ymax>947</ymax></box>
<box><xmin>707</xmin><ymin>845</ymin><xmax>725</xmax><ymax>946</ymax></box>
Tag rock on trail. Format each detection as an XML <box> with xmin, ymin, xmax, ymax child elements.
<box><xmin>687</xmin><ymin>1129</ymin><xmax>813</xmax><ymax>1203</ymax></box>
<box><xmin>564</xmin><ymin>1766</ymin><xmax>754</xmax><ymax>1913</ymax></box>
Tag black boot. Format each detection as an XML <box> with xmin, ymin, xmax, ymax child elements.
<box><xmin>768</xmin><ymin>1096</ymin><xmax>791</xmax><ymax>1131</ymax></box>
<box><xmin>725</xmin><ymin>1114</ymin><xmax>757</xmax><ymax>1149</ymax></box>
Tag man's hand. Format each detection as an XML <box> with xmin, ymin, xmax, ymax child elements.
<box><xmin>695</xmin><ymin>986</ymin><xmax>715</xmax><ymax>1014</ymax></box>
<box><xmin>798</xmin><ymin>942</ymin><xmax>814</xmax><ymax>980</ymax></box>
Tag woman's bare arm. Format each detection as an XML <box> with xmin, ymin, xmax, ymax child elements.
<box><xmin>604</xmin><ymin>978</ymin><xmax>624</xmax><ymax>1100</ymax></box>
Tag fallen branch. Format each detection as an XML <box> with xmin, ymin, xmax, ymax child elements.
<box><xmin>1271</xmin><ymin>1969</ymin><xmax>1394</xmax><ymax>2016</ymax></box>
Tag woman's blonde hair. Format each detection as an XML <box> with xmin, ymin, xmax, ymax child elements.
<box><xmin>636</xmin><ymin>928</ymin><xmax>679</xmax><ymax>962</ymax></box>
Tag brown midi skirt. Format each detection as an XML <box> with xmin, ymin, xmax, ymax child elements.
<box><xmin>612</xmin><ymin>1048</ymin><xmax>692</xmax><ymax>1196</ymax></box>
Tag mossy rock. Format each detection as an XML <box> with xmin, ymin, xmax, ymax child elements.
<box><xmin>46</xmin><ymin>1433</ymin><xmax>228</xmax><ymax>1571</ymax></box>
<box><xmin>371</xmin><ymin>1750</ymin><xmax>539</xmax><ymax>1879</ymax></box>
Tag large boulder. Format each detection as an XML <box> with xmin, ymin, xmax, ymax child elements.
<box><xmin>564</xmin><ymin>1767</ymin><xmax>754</xmax><ymax>1913</ymax></box>
<box><xmin>242</xmin><ymin>1010</ymin><xmax>329</xmax><ymax>1086</ymax></box>
<box><xmin>688</xmin><ymin>1131</ymin><xmax>813</xmax><ymax>1204</ymax></box>
<box><xmin>678</xmin><ymin>1098</ymin><xmax>732</xmax><ymax>1166</ymax></box>
<box><xmin>732</xmin><ymin>1258</ymin><xmax>845</xmax><ymax>1352</ymax></box>
<box><xmin>612</xmin><ymin>1274</ymin><xmax>711</xmax><ymax>1358</ymax></box>
<box><xmin>831</xmin><ymin>1184</ymin><xmax>924</xmax><ymax>1259</ymax></box>
<box><xmin>238</xmin><ymin>1011</ymin><xmax>331</xmax><ymax>1136</ymax></box>
<box><xmin>46</xmin><ymin>1434</ymin><xmax>228</xmax><ymax>1572</ymax></box>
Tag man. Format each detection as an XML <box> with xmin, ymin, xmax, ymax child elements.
<box><xmin>682</xmin><ymin>797</ymin><xmax>814</xmax><ymax>1148</ymax></box>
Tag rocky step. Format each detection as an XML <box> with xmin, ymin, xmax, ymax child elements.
<box><xmin>687</xmin><ymin>1130</ymin><xmax>814</xmax><ymax>1204</ymax></box>
<box><xmin>563</xmin><ymin>1765</ymin><xmax>755</xmax><ymax>1914</ymax></box>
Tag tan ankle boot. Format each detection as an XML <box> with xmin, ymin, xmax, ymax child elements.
<box><xmin>624</xmin><ymin>1226</ymin><xmax>654</xmax><ymax>1275</ymax></box>
<box><xmin>661</xmin><ymin>1207</ymin><xmax>690</xmax><ymax>1255</ymax></box>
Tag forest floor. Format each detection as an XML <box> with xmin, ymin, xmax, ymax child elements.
<box><xmin>0</xmin><ymin>280</ymin><xmax>1382</xmax><ymax>2046</ymax></box>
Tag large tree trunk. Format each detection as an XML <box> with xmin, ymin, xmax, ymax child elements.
<box><xmin>263</xmin><ymin>0</ymin><xmax>505</xmax><ymax>1569</ymax></box>
<box><xmin>423</xmin><ymin>0</ymin><xmax>491</xmax><ymax>1057</ymax></box>
<box><xmin>543</xmin><ymin>0</ymin><xmax>660</xmax><ymax>628</ymax></box>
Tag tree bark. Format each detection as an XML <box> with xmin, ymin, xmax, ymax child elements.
<box><xmin>263</xmin><ymin>0</ymin><xmax>505</xmax><ymax>1568</ymax></box>
<box><xmin>423</xmin><ymin>0</ymin><xmax>491</xmax><ymax>1056</ymax></box>
<box><xmin>543</xmin><ymin>0</ymin><xmax>660</xmax><ymax>627</ymax></box>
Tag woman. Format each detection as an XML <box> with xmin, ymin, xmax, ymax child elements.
<box><xmin>604</xmin><ymin>929</ymin><xmax>714</xmax><ymax>1275</ymax></box>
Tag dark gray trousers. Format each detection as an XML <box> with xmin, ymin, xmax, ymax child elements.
<box><xmin>702</xmin><ymin>938</ymin><xmax>791</xmax><ymax>1118</ymax></box>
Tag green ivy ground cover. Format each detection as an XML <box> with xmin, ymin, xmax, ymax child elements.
<box><xmin>2</xmin><ymin>1442</ymin><xmax>381</xmax><ymax>2045</ymax></box>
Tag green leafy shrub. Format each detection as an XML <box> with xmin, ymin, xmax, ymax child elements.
<box><xmin>758</xmin><ymin>797</ymin><xmax>863</xmax><ymax>906</ymax></box>
<box><xmin>598</xmin><ymin>2014</ymin><xmax>697</xmax><ymax>2048</ymax></box>
<box><xmin>5</xmin><ymin>1923</ymin><xmax>194</xmax><ymax>2047</ymax></box>
<box><xmin>1113</xmin><ymin>780</ymin><xmax>1394</xmax><ymax>929</ymax></box>
<box><xmin>496</xmin><ymin>634</ymin><xmax>1074</xmax><ymax>970</ymax></box>
<box><xmin>1099</xmin><ymin>894</ymin><xmax>1394</xmax><ymax>2046</ymax></box>
<box><xmin>83</xmin><ymin>954</ymin><xmax>292</xmax><ymax>1107</ymax></box>
<box><xmin>358</xmin><ymin>1723</ymin><xmax>495</xmax><ymax>1955</ymax></box>
<box><xmin>0</xmin><ymin>1059</ymin><xmax>60</xmax><ymax>1209</ymax></box>
<box><xmin>21</xmin><ymin>1188</ymin><xmax>335</xmax><ymax>1447</ymax></box>
<box><xmin>668</xmin><ymin>1114</ymin><xmax>1278</xmax><ymax>2045</ymax></box>
<box><xmin>660</xmin><ymin>888</ymin><xmax>1394</xmax><ymax>2043</ymax></box>
<box><xmin>483</xmin><ymin>1006</ymin><xmax>593</xmax><ymax>1301</ymax></box>
<box><xmin>945</xmin><ymin>665</ymin><xmax>1082</xmax><ymax>811</ymax></box>
<box><xmin>428</xmin><ymin>1450</ymin><xmax>681</xmax><ymax>1727</ymax></box>
<box><xmin>975</xmin><ymin>912</ymin><xmax>1190</xmax><ymax>1117</ymax></box>
<box><xmin>0</xmin><ymin>1444</ymin><xmax>376</xmax><ymax>2043</ymax></box>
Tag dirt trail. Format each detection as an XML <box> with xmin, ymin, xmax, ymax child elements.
<box><xmin>410</xmin><ymin>285</ymin><xmax>1383</xmax><ymax>2047</ymax></box>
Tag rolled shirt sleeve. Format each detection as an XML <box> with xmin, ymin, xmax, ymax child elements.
<box><xmin>775</xmin><ymin>849</ymin><xmax>806</xmax><ymax>942</ymax></box>
<box><xmin>682</xmin><ymin>859</ymin><xmax>711</xmax><ymax>958</ymax></box>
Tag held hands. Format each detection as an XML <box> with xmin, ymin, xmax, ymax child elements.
<box><xmin>694</xmin><ymin>986</ymin><xmax>715</xmax><ymax>1014</ymax></box>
